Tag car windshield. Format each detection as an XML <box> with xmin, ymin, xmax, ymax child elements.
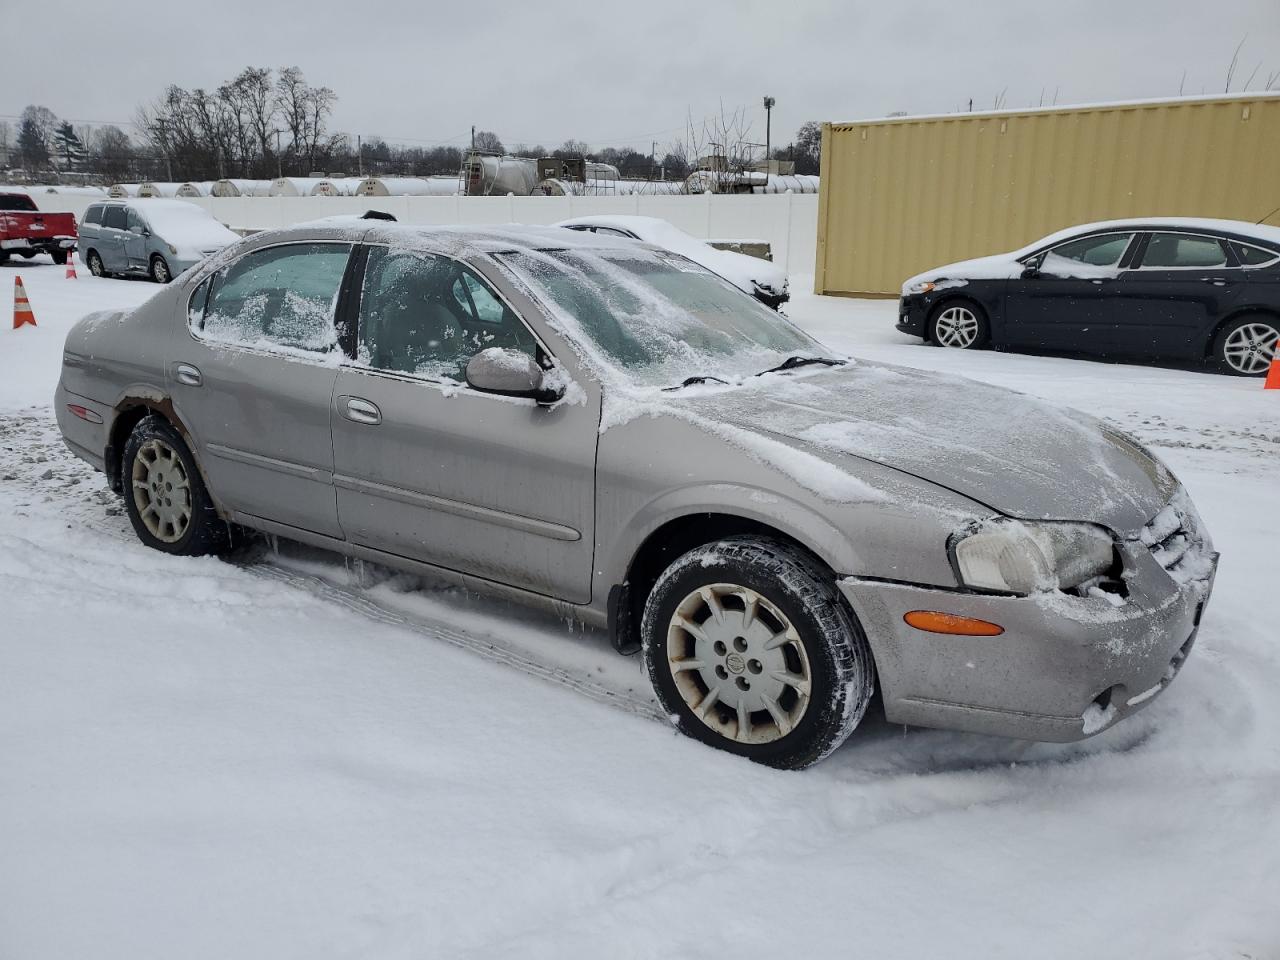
<box><xmin>497</xmin><ymin>247</ymin><xmax>824</xmax><ymax>386</ymax></box>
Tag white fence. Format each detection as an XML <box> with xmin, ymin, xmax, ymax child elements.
<box><xmin>28</xmin><ymin>192</ymin><xmax>820</xmax><ymax>276</ymax></box>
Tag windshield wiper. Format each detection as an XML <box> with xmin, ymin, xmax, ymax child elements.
<box><xmin>757</xmin><ymin>356</ymin><xmax>846</xmax><ymax>376</ymax></box>
<box><xmin>664</xmin><ymin>375</ymin><xmax>729</xmax><ymax>391</ymax></box>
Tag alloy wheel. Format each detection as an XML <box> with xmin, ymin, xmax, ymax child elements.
<box><xmin>87</xmin><ymin>252</ymin><xmax>104</xmax><ymax>277</ymax></box>
<box><xmin>152</xmin><ymin>257</ymin><xmax>171</xmax><ymax>283</ymax></box>
<box><xmin>666</xmin><ymin>583</ymin><xmax>812</xmax><ymax>744</ymax></box>
<box><xmin>130</xmin><ymin>438</ymin><xmax>192</xmax><ymax>543</ymax></box>
<box><xmin>1222</xmin><ymin>321</ymin><xmax>1278</xmax><ymax>375</ymax></box>
<box><xmin>934</xmin><ymin>305</ymin><xmax>980</xmax><ymax>348</ymax></box>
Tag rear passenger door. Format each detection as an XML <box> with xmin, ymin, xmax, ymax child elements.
<box><xmin>1114</xmin><ymin>232</ymin><xmax>1247</xmax><ymax>358</ymax></box>
<box><xmin>172</xmin><ymin>241</ymin><xmax>355</xmax><ymax>539</ymax></box>
<box><xmin>99</xmin><ymin>205</ymin><xmax>129</xmax><ymax>271</ymax></box>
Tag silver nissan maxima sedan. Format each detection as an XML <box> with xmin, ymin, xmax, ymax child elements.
<box><xmin>55</xmin><ymin>221</ymin><xmax>1218</xmax><ymax>768</ymax></box>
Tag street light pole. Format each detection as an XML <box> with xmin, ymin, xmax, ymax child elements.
<box><xmin>763</xmin><ymin>96</ymin><xmax>775</xmax><ymax>171</ymax></box>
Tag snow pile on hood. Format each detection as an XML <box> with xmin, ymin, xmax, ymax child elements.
<box><xmin>554</xmin><ymin>215</ymin><xmax>789</xmax><ymax>298</ymax></box>
<box><xmin>132</xmin><ymin>200</ymin><xmax>240</xmax><ymax>259</ymax></box>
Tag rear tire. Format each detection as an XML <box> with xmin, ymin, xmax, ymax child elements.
<box><xmin>641</xmin><ymin>536</ymin><xmax>875</xmax><ymax>769</ymax></box>
<box><xmin>51</xmin><ymin>250</ymin><xmax>69</xmax><ymax>265</ymax></box>
<box><xmin>1212</xmin><ymin>314</ymin><xmax>1278</xmax><ymax>377</ymax></box>
<box><xmin>929</xmin><ymin>299</ymin><xmax>990</xmax><ymax>349</ymax></box>
<box><xmin>150</xmin><ymin>254</ymin><xmax>171</xmax><ymax>284</ymax></box>
<box><xmin>121</xmin><ymin>415</ymin><xmax>229</xmax><ymax>556</ymax></box>
<box><xmin>86</xmin><ymin>250</ymin><xmax>106</xmax><ymax>277</ymax></box>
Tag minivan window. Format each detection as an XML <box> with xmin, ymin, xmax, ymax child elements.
<box><xmin>83</xmin><ymin>205</ymin><xmax>104</xmax><ymax>226</ymax></box>
<box><xmin>357</xmin><ymin>247</ymin><xmax>537</xmax><ymax>380</ymax></box>
<box><xmin>126</xmin><ymin>209</ymin><xmax>146</xmax><ymax>233</ymax></box>
<box><xmin>103</xmin><ymin>206</ymin><xmax>127</xmax><ymax>230</ymax></box>
<box><xmin>1140</xmin><ymin>233</ymin><xmax>1228</xmax><ymax>269</ymax></box>
<box><xmin>198</xmin><ymin>242</ymin><xmax>352</xmax><ymax>353</ymax></box>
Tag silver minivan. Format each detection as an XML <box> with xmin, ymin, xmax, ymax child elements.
<box><xmin>78</xmin><ymin>199</ymin><xmax>239</xmax><ymax>283</ymax></box>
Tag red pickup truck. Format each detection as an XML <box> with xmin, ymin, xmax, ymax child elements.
<box><xmin>0</xmin><ymin>192</ymin><xmax>78</xmax><ymax>265</ymax></box>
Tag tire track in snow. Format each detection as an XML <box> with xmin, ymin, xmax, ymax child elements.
<box><xmin>0</xmin><ymin>408</ymin><xmax>662</xmax><ymax>725</ymax></box>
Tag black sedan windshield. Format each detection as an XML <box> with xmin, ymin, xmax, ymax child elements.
<box><xmin>498</xmin><ymin>247</ymin><xmax>824</xmax><ymax>386</ymax></box>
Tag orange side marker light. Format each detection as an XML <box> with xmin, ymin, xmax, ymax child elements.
<box><xmin>904</xmin><ymin>610</ymin><xmax>1005</xmax><ymax>636</ymax></box>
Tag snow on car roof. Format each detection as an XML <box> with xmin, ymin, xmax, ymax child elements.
<box><xmin>1016</xmin><ymin>217</ymin><xmax>1280</xmax><ymax>254</ymax></box>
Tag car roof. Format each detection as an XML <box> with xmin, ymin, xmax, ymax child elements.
<box><xmin>1028</xmin><ymin>217</ymin><xmax>1280</xmax><ymax>252</ymax></box>
<box><xmin>256</xmin><ymin>220</ymin><xmax>653</xmax><ymax>259</ymax></box>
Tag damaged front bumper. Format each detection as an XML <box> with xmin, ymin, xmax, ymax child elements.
<box><xmin>839</xmin><ymin>530</ymin><xmax>1218</xmax><ymax>742</ymax></box>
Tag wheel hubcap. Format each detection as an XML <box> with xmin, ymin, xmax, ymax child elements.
<box><xmin>89</xmin><ymin>254</ymin><xmax>102</xmax><ymax>276</ymax></box>
<box><xmin>154</xmin><ymin>260</ymin><xmax>169</xmax><ymax>282</ymax></box>
<box><xmin>1223</xmin><ymin>322</ymin><xmax>1278</xmax><ymax>374</ymax></box>
<box><xmin>130</xmin><ymin>439</ymin><xmax>192</xmax><ymax>543</ymax></box>
<box><xmin>935</xmin><ymin>306</ymin><xmax>979</xmax><ymax>348</ymax></box>
<box><xmin>666</xmin><ymin>583</ymin><xmax>812</xmax><ymax>744</ymax></box>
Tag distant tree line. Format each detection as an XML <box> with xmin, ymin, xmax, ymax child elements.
<box><xmin>1</xmin><ymin>65</ymin><xmax>822</xmax><ymax>183</ymax></box>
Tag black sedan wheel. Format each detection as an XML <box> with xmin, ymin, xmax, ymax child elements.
<box><xmin>929</xmin><ymin>300</ymin><xmax>990</xmax><ymax>349</ymax></box>
<box><xmin>1214</xmin><ymin>315</ymin><xmax>1278</xmax><ymax>376</ymax></box>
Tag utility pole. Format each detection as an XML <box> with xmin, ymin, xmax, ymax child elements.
<box><xmin>763</xmin><ymin>96</ymin><xmax>775</xmax><ymax>172</ymax></box>
<box><xmin>357</xmin><ymin>135</ymin><xmax>363</xmax><ymax>177</ymax></box>
<box><xmin>274</xmin><ymin>129</ymin><xmax>283</xmax><ymax>178</ymax></box>
<box><xmin>157</xmin><ymin>117</ymin><xmax>173</xmax><ymax>182</ymax></box>
<box><xmin>651</xmin><ymin>140</ymin><xmax>658</xmax><ymax>179</ymax></box>
<box><xmin>471</xmin><ymin>125</ymin><xmax>475</xmax><ymax>150</ymax></box>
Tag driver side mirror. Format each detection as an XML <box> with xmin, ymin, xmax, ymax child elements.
<box><xmin>1020</xmin><ymin>262</ymin><xmax>1040</xmax><ymax>279</ymax></box>
<box><xmin>465</xmin><ymin>347</ymin><xmax>564</xmax><ymax>405</ymax></box>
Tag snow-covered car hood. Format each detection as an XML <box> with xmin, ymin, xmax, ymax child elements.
<box><xmin>680</xmin><ymin>362</ymin><xmax>1177</xmax><ymax>536</ymax></box>
<box><xmin>901</xmin><ymin>253</ymin><xmax>1022</xmax><ymax>293</ymax></box>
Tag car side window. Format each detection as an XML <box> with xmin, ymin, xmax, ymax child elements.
<box><xmin>1139</xmin><ymin>233</ymin><xmax>1228</xmax><ymax>269</ymax></box>
<box><xmin>1228</xmin><ymin>240</ymin><xmax>1280</xmax><ymax>268</ymax></box>
<box><xmin>357</xmin><ymin>246</ymin><xmax>538</xmax><ymax>381</ymax></box>
<box><xmin>1045</xmin><ymin>233</ymin><xmax>1134</xmax><ymax>267</ymax></box>
<box><xmin>83</xmin><ymin>205</ymin><xmax>103</xmax><ymax>226</ymax></box>
<box><xmin>126</xmin><ymin>209</ymin><xmax>146</xmax><ymax>233</ymax></box>
<box><xmin>103</xmin><ymin>206</ymin><xmax>127</xmax><ymax>230</ymax></box>
<box><xmin>592</xmin><ymin>226</ymin><xmax>635</xmax><ymax>239</ymax></box>
<box><xmin>197</xmin><ymin>242</ymin><xmax>352</xmax><ymax>353</ymax></box>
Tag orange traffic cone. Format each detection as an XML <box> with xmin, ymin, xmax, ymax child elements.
<box><xmin>1265</xmin><ymin>353</ymin><xmax>1280</xmax><ymax>390</ymax></box>
<box><xmin>13</xmin><ymin>276</ymin><xmax>36</xmax><ymax>329</ymax></box>
<box><xmin>65</xmin><ymin>253</ymin><xmax>77</xmax><ymax>279</ymax></box>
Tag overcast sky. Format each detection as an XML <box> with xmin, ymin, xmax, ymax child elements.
<box><xmin>6</xmin><ymin>0</ymin><xmax>1279</xmax><ymax>152</ymax></box>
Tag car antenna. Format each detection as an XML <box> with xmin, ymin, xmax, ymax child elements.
<box><xmin>1255</xmin><ymin>206</ymin><xmax>1280</xmax><ymax>225</ymax></box>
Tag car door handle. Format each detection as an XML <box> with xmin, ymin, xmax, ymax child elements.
<box><xmin>174</xmin><ymin>362</ymin><xmax>202</xmax><ymax>387</ymax></box>
<box><xmin>341</xmin><ymin>396</ymin><xmax>382</xmax><ymax>425</ymax></box>
<box><xmin>1200</xmin><ymin>278</ymin><xmax>1227</xmax><ymax>286</ymax></box>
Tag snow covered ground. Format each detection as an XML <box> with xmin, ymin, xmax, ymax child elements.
<box><xmin>1</xmin><ymin>256</ymin><xmax>1277</xmax><ymax>959</ymax></box>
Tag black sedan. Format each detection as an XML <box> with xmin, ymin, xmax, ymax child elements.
<box><xmin>897</xmin><ymin>219</ymin><xmax>1280</xmax><ymax>376</ymax></box>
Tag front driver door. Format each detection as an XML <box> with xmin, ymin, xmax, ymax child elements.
<box><xmin>330</xmin><ymin>246</ymin><xmax>600</xmax><ymax>603</ymax></box>
<box><xmin>170</xmin><ymin>240</ymin><xmax>355</xmax><ymax>539</ymax></box>
<box><xmin>1002</xmin><ymin>231</ymin><xmax>1138</xmax><ymax>351</ymax></box>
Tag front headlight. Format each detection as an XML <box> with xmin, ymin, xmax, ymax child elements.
<box><xmin>168</xmin><ymin>243</ymin><xmax>178</xmax><ymax>255</ymax></box>
<box><xmin>905</xmin><ymin>280</ymin><xmax>936</xmax><ymax>295</ymax></box>
<box><xmin>952</xmin><ymin>519</ymin><xmax>1116</xmax><ymax>594</ymax></box>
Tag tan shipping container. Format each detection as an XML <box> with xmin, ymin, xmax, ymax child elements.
<box><xmin>815</xmin><ymin>94</ymin><xmax>1280</xmax><ymax>297</ymax></box>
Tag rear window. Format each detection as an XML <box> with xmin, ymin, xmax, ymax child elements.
<box><xmin>83</xmin><ymin>205</ymin><xmax>104</xmax><ymax>226</ymax></box>
<box><xmin>1228</xmin><ymin>240</ymin><xmax>1280</xmax><ymax>267</ymax></box>
<box><xmin>1141</xmin><ymin>233</ymin><xmax>1228</xmax><ymax>269</ymax></box>
<box><xmin>0</xmin><ymin>194</ymin><xmax>38</xmax><ymax>212</ymax></box>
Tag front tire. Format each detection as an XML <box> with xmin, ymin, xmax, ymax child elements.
<box><xmin>1213</xmin><ymin>314</ymin><xmax>1278</xmax><ymax>376</ymax></box>
<box><xmin>149</xmin><ymin>255</ymin><xmax>172</xmax><ymax>284</ymax></box>
<box><xmin>121</xmin><ymin>415</ymin><xmax>228</xmax><ymax>556</ymax></box>
<box><xmin>641</xmin><ymin>536</ymin><xmax>875</xmax><ymax>769</ymax></box>
<box><xmin>929</xmin><ymin>299</ymin><xmax>990</xmax><ymax>349</ymax></box>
